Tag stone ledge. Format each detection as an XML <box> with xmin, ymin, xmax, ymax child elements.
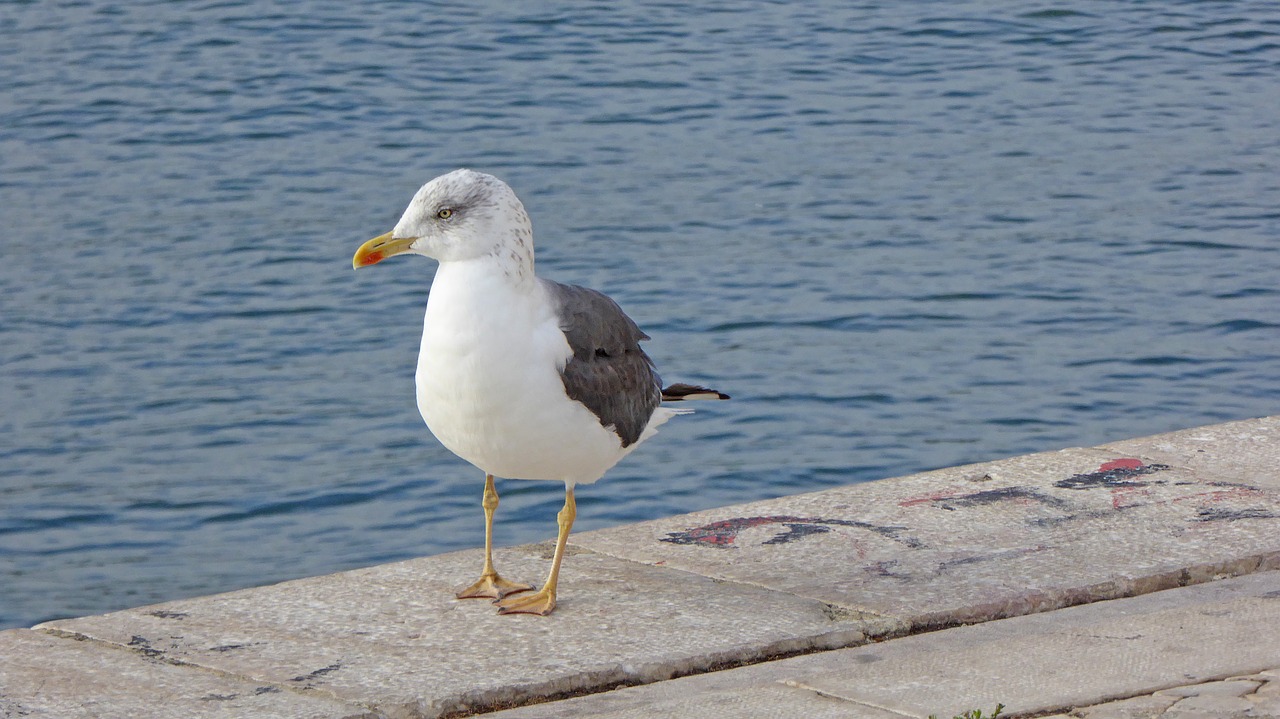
<box><xmin>2</xmin><ymin>416</ymin><xmax>1277</xmax><ymax>718</ymax></box>
<box><xmin>32</xmin><ymin>548</ymin><xmax>872</xmax><ymax>718</ymax></box>
<box><xmin>0</xmin><ymin>629</ymin><xmax>377</xmax><ymax>719</ymax></box>
<box><xmin>576</xmin><ymin>417</ymin><xmax>1280</xmax><ymax>629</ymax></box>
<box><xmin>485</xmin><ymin>570</ymin><xmax>1280</xmax><ymax>718</ymax></box>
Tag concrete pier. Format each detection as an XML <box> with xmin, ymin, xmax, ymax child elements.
<box><xmin>3</xmin><ymin>416</ymin><xmax>1279</xmax><ymax>718</ymax></box>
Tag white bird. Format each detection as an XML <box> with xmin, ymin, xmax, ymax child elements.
<box><xmin>353</xmin><ymin>169</ymin><xmax>727</xmax><ymax>615</ymax></box>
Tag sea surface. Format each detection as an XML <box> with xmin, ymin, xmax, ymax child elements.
<box><xmin>2</xmin><ymin>1</ymin><xmax>1278</xmax><ymax>629</ymax></box>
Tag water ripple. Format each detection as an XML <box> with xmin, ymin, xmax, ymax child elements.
<box><xmin>3</xmin><ymin>0</ymin><xmax>1279</xmax><ymax>629</ymax></box>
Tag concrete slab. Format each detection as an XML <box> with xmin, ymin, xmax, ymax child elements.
<box><xmin>484</xmin><ymin>571</ymin><xmax>1280</xmax><ymax>719</ymax></box>
<box><xmin>38</xmin><ymin>545</ymin><xmax>866</xmax><ymax>719</ymax></box>
<box><xmin>0</xmin><ymin>629</ymin><xmax>372</xmax><ymax>719</ymax></box>
<box><xmin>572</xmin><ymin>441</ymin><xmax>1280</xmax><ymax>629</ymax></box>
<box><xmin>480</xmin><ymin>684</ymin><xmax>904</xmax><ymax>719</ymax></box>
<box><xmin>1058</xmin><ymin>671</ymin><xmax>1280</xmax><ymax>718</ymax></box>
<box><xmin>785</xmin><ymin>570</ymin><xmax>1280</xmax><ymax>718</ymax></box>
<box><xmin>17</xmin><ymin>417</ymin><xmax>1280</xmax><ymax>719</ymax></box>
<box><xmin>1100</xmin><ymin>416</ymin><xmax>1280</xmax><ymax>490</ymax></box>
<box><xmin>1039</xmin><ymin>693</ymin><xmax>1180</xmax><ymax>719</ymax></box>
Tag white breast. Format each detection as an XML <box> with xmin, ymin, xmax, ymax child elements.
<box><xmin>414</xmin><ymin>259</ymin><xmax>643</xmax><ymax>484</ymax></box>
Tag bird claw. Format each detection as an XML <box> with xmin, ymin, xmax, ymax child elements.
<box><xmin>455</xmin><ymin>573</ymin><xmax>534</xmax><ymax>600</ymax></box>
<box><xmin>494</xmin><ymin>587</ymin><xmax>556</xmax><ymax>616</ymax></box>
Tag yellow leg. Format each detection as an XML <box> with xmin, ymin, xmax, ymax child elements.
<box><xmin>495</xmin><ymin>485</ymin><xmax>576</xmax><ymax>616</ymax></box>
<box><xmin>455</xmin><ymin>474</ymin><xmax>534</xmax><ymax>600</ymax></box>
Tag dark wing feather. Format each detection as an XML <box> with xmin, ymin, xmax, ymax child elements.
<box><xmin>544</xmin><ymin>279</ymin><xmax>662</xmax><ymax>447</ymax></box>
<box><xmin>660</xmin><ymin>383</ymin><xmax>730</xmax><ymax>401</ymax></box>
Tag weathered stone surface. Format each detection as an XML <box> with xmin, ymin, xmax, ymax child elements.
<box><xmin>1101</xmin><ymin>416</ymin><xmax>1280</xmax><ymax>490</ymax></box>
<box><xmin>783</xmin><ymin>570</ymin><xmax>1280</xmax><ymax>719</ymax></box>
<box><xmin>1156</xmin><ymin>679</ymin><xmax>1261</xmax><ymax>698</ymax></box>
<box><xmin>12</xmin><ymin>417</ymin><xmax>1280</xmax><ymax>719</ymax></box>
<box><xmin>479</xmin><ymin>652</ymin><xmax>910</xmax><ymax>719</ymax></box>
<box><xmin>487</xmin><ymin>571</ymin><xmax>1280</xmax><ymax>719</ymax></box>
<box><xmin>38</xmin><ymin>546</ymin><xmax>866</xmax><ymax>718</ymax></box>
<box><xmin>0</xmin><ymin>629</ymin><xmax>371</xmax><ymax>719</ymax></box>
<box><xmin>482</xmin><ymin>684</ymin><xmax>903</xmax><ymax>719</ymax></box>
<box><xmin>1257</xmin><ymin>670</ymin><xmax>1280</xmax><ymax>698</ymax></box>
<box><xmin>1092</xmin><ymin>672</ymin><xmax>1280</xmax><ymax>718</ymax></box>
<box><xmin>1165</xmin><ymin>693</ymin><xmax>1255</xmax><ymax>716</ymax></box>
<box><xmin>1070</xmin><ymin>694</ymin><xmax>1180</xmax><ymax>719</ymax></box>
<box><xmin>573</xmin><ymin>443</ymin><xmax>1280</xmax><ymax>630</ymax></box>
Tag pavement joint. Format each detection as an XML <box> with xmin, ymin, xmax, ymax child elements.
<box><xmin>1045</xmin><ymin>670</ymin><xmax>1280</xmax><ymax>718</ymax></box>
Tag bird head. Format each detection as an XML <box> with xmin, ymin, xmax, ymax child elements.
<box><xmin>353</xmin><ymin>169</ymin><xmax>534</xmax><ymax>268</ymax></box>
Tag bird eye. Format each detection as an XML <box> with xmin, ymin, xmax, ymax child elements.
<box><xmin>436</xmin><ymin>208</ymin><xmax>453</xmax><ymax>220</ymax></box>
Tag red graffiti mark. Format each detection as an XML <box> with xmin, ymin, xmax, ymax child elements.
<box><xmin>850</xmin><ymin>539</ymin><xmax>869</xmax><ymax>560</ymax></box>
<box><xmin>1099</xmin><ymin>458</ymin><xmax>1145</xmax><ymax>471</ymax></box>
<box><xmin>1172</xmin><ymin>487</ymin><xmax>1265</xmax><ymax>505</ymax></box>
<box><xmin>898</xmin><ymin>488</ymin><xmax>967</xmax><ymax>508</ymax></box>
<box><xmin>1056</xmin><ymin>461</ymin><xmax>1171</xmax><ymax>490</ymax></box>
<box><xmin>1110</xmin><ymin>486</ymin><xmax>1150</xmax><ymax>509</ymax></box>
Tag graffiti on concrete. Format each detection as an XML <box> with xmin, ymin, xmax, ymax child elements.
<box><xmin>662</xmin><ymin>458</ymin><xmax>1277</xmax><ymax>550</ymax></box>
<box><xmin>660</xmin><ymin>515</ymin><xmax>922</xmax><ymax>549</ymax></box>
<box><xmin>1054</xmin><ymin>458</ymin><xmax>1172</xmax><ymax>490</ymax></box>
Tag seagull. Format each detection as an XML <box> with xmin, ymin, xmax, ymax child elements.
<box><xmin>352</xmin><ymin>169</ymin><xmax>727</xmax><ymax>615</ymax></box>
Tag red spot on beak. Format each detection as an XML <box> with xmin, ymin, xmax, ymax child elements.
<box><xmin>363</xmin><ymin>252</ymin><xmax>383</xmax><ymax>265</ymax></box>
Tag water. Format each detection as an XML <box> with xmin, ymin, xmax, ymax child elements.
<box><xmin>2</xmin><ymin>1</ymin><xmax>1278</xmax><ymax>630</ymax></box>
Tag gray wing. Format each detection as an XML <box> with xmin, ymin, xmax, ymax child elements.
<box><xmin>543</xmin><ymin>279</ymin><xmax>662</xmax><ymax>447</ymax></box>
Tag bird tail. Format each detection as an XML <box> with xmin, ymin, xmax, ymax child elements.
<box><xmin>661</xmin><ymin>383</ymin><xmax>730</xmax><ymax>402</ymax></box>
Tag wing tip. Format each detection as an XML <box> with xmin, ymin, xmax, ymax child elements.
<box><xmin>661</xmin><ymin>383</ymin><xmax>731</xmax><ymax>402</ymax></box>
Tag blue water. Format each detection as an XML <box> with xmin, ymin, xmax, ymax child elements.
<box><xmin>2</xmin><ymin>1</ymin><xmax>1278</xmax><ymax>629</ymax></box>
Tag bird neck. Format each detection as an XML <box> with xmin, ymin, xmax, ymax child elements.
<box><xmin>472</xmin><ymin>231</ymin><xmax>536</xmax><ymax>288</ymax></box>
<box><xmin>434</xmin><ymin>251</ymin><xmax>536</xmax><ymax>298</ymax></box>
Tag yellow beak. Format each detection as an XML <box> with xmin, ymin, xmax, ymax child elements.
<box><xmin>352</xmin><ymin>231</ymin><xmax>418</xmax><ymax>269</ymax></box>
